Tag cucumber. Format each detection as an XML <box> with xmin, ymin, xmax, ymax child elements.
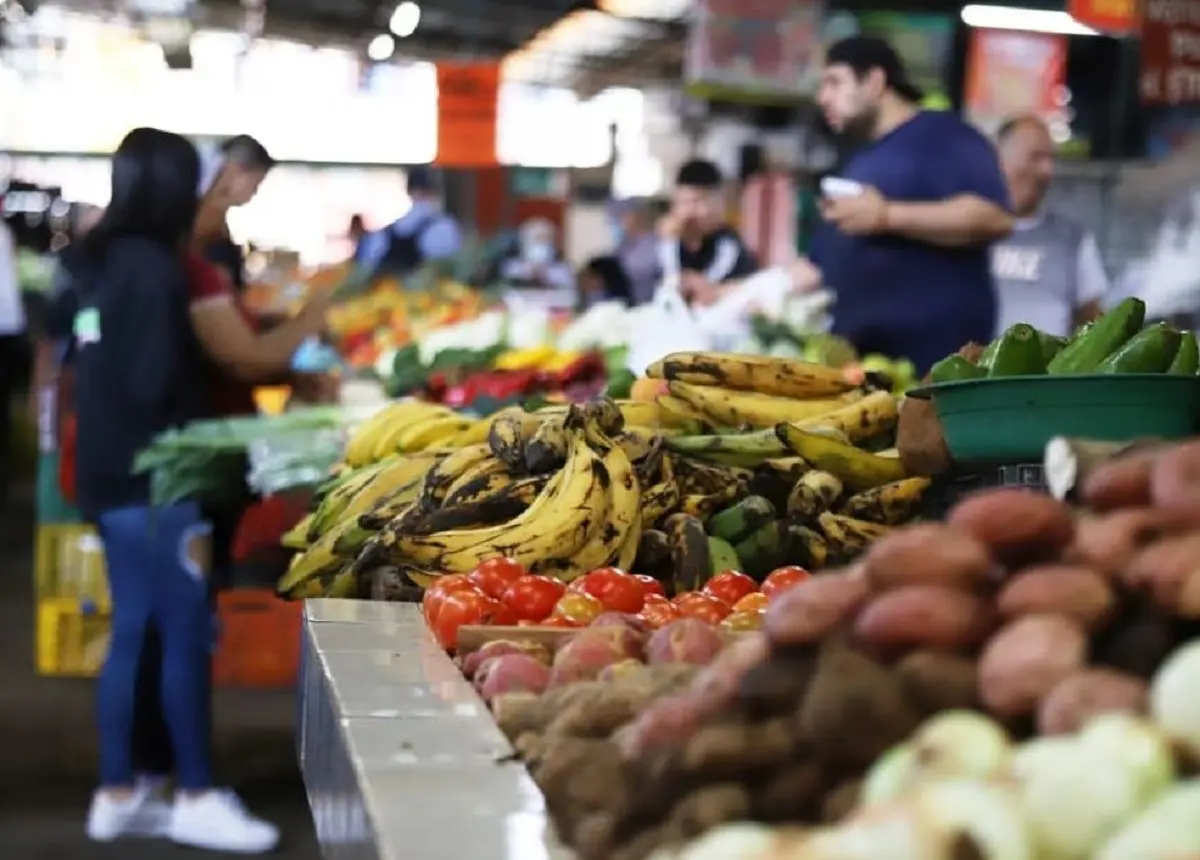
<box><xmin>977</xmin><ymin>338</ymin><xmax>1000</xmax><ymax>372</ymax></box>
<box><xmin>1096</xmin><ymin>323</ymin><xmax>1180</xmax><ymax>374</ymax></box>
<box><xmin>1047</xmin><ymin>298</ymin><xmax>1146</xmax><ymax>374</ymax></box>
<box><xmin>989</xmin><ymin>324</ymin><xmax>1047</xmax><ymax>376</ymax></box>
<box><xmin>1168</xmin><ymin>331</ymin><xmax>1199</xmax><ymax>375</ymax></box>
<box><xmin>1038</xmin><ymin>332</ymin><xmax>1068</xmax><ymax>366</ymax></box>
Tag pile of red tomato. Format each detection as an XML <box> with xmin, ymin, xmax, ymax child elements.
<box><xmin>421</xmin><ymin>557</ymin><xmax>812</xmax><ymax>651</ymax></box>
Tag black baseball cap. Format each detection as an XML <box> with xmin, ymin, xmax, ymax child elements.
<box><xmin>406</xmin><ymin>165</ymin><xmax>440</xmax><ymax>194</ymax></box>
<box><xmin>825</xmin><ymin>35</ymin><xmax>924</xmax><ymax>104</ymax></box>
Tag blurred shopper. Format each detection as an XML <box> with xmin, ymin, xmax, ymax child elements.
<box><xmin>0</xmin><ymin>201</ymin><xmax>25</xmax><ymax>506</ymax></box>
<box><xmin>992</xmin><ymin>114</ymin><xmax>1107</xmax><ymax>336</ymax></box>
<box><xmin>348</xmin><ymin>213</ymin><xmax>369</xmax><ymax>263</ymax></box>
<box><xmin>69</xmin><ymin>127</ymin><xmax>277</xmax><ymax>852</ymax></box>
<box><xmin>811</xmin><ymin>35</ymin><xmax>1013</xmax><ymax>372</ymax></box>
<box><xmin>500</xmin><ymin>218</ymin><xmax>575</xmax><ymax>291</ymax></box>
<box><xmin>194</xmin><ymin>135</ymin><xmax>276</xmax><ymax>294</ymax></box>
<box><xmin>659</xmin><ymin>159</ymin><xmax>759</xmax><ymax>306</ymax></box>
<box><xmin>579</xmin><ymin>255</ymin><xmax>633</xmax><ymax>308</ymax></box>
<box><xmin>609</xmin><ymin>198</ymin><xmax>662</xmax><ymax>305</ymax></box>
<box><xmin>357</xmin><ymin>166</ymin><xmax>462</xmax><ymax>278</ymax></box>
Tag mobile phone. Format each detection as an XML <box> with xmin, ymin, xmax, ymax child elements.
<box><xmin>820</xmin><ymin>177</ymin><xmax>865</xmax><ymax>199</ymax></box>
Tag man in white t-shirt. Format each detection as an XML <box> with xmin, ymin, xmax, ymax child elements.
<box><xmin>991</xmin><ymin>115</ymin><xmax>1108</xmax><ymax>337</ymax></box>
<box><xmin>0</xmin><ymin>213</ymin><xmax>27</xmax><ymax>503</ymax></box>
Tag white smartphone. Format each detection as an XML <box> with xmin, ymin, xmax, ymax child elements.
<box><xmin>820</xmin><ymin>176</ymin><xmax>865</xmax><ymax>199</ymax></box>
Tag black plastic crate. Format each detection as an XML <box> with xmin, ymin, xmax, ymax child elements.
<box><xmin>919</xmin><ymin>463</ymin><xmax>1047</xmax><ymax>520</ymax></box>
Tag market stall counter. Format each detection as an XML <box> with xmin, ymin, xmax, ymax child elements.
<box><xmin>297</xmin><ymin>598</ymin><xmax>574</xmax><ymax>860</ymax></box>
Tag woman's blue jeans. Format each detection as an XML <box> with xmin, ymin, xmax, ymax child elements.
<box><xmin>96</xmin><ymin>502</ymin><xmax>213</xmax><ymax>791</ymax></box>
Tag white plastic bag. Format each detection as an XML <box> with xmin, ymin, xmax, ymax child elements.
<box><xmin>1138</xmin><ymin>190</ymin><xmax>1200</xmax><ymax>319</ymax></box>
<box><xmin>625</xmin><ymin>280</ymin><xmax>712</xmax><ymax>374</ymax></box>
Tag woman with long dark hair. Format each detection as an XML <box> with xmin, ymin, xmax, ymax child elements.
<box><xmin>72</xmin><ymin>127</ymin><xmax>277</xmax><ymax>853</ymax></box>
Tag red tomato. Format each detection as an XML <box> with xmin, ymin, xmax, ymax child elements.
<box><xmin>501</xmin><ymin>575</ymin><xmax>566</xmax><ymax>622</ymax></box>
<box><xmin>720</xmin><ymin>610</ymin><xmax>765</xmax><ymax>632</ymax></box>
<box><xmin>762</xmin><ymin>566</ymin><xmax>811</xmax><ymax>600</ymax></box>
<box><xmin>732</xmin><ymin>592</ymin><xmax>769</xmax><ymax>614</ymax></box>
<box><xmin>633</xmin><ymin>574</ymin><xmax>666</xmax><ymax>598</ymax></box>
<box><xmin>421</xmin><ymin>574</ymin><xmax>482</xmax><ymax>624</ymax></box>
<box><xmin>551</xmin><ymin>592</ymin><xmax>605</xmax><ymax>626</ymax></box>
<box><xmin>575</xmin><ymin>568</ymin><xmax>645</xmax><ymax>614</ymax></box>
<box><xmin>674</xmin><ymin>592</ymin><xmax>731</xmax><ymax>624</ymax></box>
<box><xmin>431</xmin><ymin>590</ymin><xmax>511</xmax><ymax>651</ymax></box>
<box><xmin>639</xmin><ymin>600</ymin><xmax>681</xmax><ymax>629</ymax></box>
<box><xmin>704</xmin><ymin>571</ymin><xmax>758</xmax><ymax>607</ymax></box>
<box><xmin>542</xmin><ymin>615</ymin><xmax>581</xmax><ymax>628</ymax></box>
<box><xmin>468</xmin><ymin>557</ymin><xmax>529</xmax><ymax>599</ymax></box>
<box><xmin>643</xmin><ymin>592</ymin><xmax>670</xmax><ymax>606</ymax></box>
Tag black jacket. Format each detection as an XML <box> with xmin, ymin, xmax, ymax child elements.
<box><xmin>71</xmin><ymin>237</ymin><xmax>207</xmax><ymax>517</ymax></box>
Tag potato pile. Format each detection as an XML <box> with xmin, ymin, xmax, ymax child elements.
<box><xmin>504</xmin><ymin>438</ymin><xmax>1200</xmax><ymax>860</ymax></box>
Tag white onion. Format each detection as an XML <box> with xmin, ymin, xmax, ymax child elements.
<box><xmin>914</xmin><ymin>779</ymin><xmax>1034</xmax><ymax>860</ymax></box>
<box><xmin>1008</xmin><ymin>737</ymin><xmax>1142</xmax><ymax>860</ymax></box>
<box><xmin>1094</xmin><ymin>779</ymin><xmax>1200</xmax><ymax>860</ymax></box>
<box><xmin>1150</xmin><ymin>640</ymin><xmax>1200</xmax><ymax>761</ymax></box>
<box><xmin>798</xmin><ymin>804</ymin><xmax>944</xmax><ymax>860</ymax></box>
<box><xmin>1078</xmin><ymin>713</ymin><xmax>1176</xmax><ymax>805</ymax></box>
<box><xmin>675</xmin><ymin>823</ymin><xmax>779</xmax><ymax>860</ymax></box>
<box><xmin>860</xmin><ymin>745</ymin><xmax>919</xmax><ymax>807</ymax></box>
<box><xmin>911</xmin><ymin>710</ymin><xmax>1011</xmax><ymax>780</ymax></box>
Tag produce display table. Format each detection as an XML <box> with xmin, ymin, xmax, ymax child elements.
<box><xmin>297</xmin><ymin>599</ymin><xmax>574</xmax><ymax>860</ymax></box>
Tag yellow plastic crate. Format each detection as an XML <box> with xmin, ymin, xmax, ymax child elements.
<box><xmin>35</xmin><ymin>523</ymin><xmax>110</xmax><ymax>607</ymax></box>
<box><xmin>36</xmin><ymin>597</ymin><xmax>111</xmax><ymax>678</ymax></box>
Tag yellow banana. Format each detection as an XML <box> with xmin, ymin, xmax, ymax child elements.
<box><xmin>308</xmin><ymin>462</ymin><xmax>390</xmax><ymax>540</ymax></box>
<box><xmin>340</xmin><ymin>454</ymin><xmax>451</xmax><ymax>527</ymax></box>
<box><xmin>775</xmin><ymin>424</ymin><xmax>906</xmax><ymax>492</ymax></box>
<box><xmin>385</xmin><ymin>425</ymin><xmax>607</xmax><ymax>572</ymax></box>
<box><xmin>281</xmin><ymin>514</ymin><xmax>315</xmax><ymax>550</ymax></box>
<box><xmin>787</xmin><ymin>470</ymin><xmax>844</xmax><ymax>521</ymax></box>
<box><xmin>323</xmin><ymin>565</ymin><xmax>361</xmax><ymax>599</ymax></box>
<box><xmin>417</xmin><ymin>443</ymin><xmax>495</xmax><ymax>511</ymax></box>
<box><xmin>443</xmin><ymin>460</ymin><xmax>514</xmax><ymax>508</ymax></box>
<box><xmin>790</xmin><ymin>390</ymin><xmax>898</xmax><ymax>444</ymax></box>
<box><xmin>277</xmin><ymin>519</ymin><xmax>357</xmax><ymax>597</ymax></box>
<box><xmin>678</xmin><ymin>483</ymin><xmax>741</xmax><ymax>519</ymax></box>
<box><xmin>817</xmin><ymin>511</ymin><xmax>892</xmax><ymax>558</ymax></box>
<box><xmin>523</xmin><ymin>416</ymin><xmax>569</xmax><ymax>473</ymax></box>
<box><xmin>396</xmin><ymin>413</ymin><xmax>476</xmax><ymax>453</ymax></box>
<box><xmin>487</xmin><ymin>409</ymin><xmax>543</xmax><ymax>470</ymax></box>
<box><xmin>655</xmin><ymin>394</ymin><xmax>710</xmax><ymax>427</ymax></box>
<box><xmin>367</xmin><ymin>404</ymin><xmax>455</xmax><ymax>463</ymax></box>
<box><xmin>840</xmin><ymin>477</ymin><xmax>931</xmax><ymax>525</ymax></box>
<box><xmin>344</xmin><ymin>400</ymin><xmax>436</xmax><ymax>467</ymax></box>
<box><xmin>667</xmin><ymin>381</ymin><xmax>863</xmax><ymax>430</ymax></box>
<box><xmin>444</xmin><ymin>417</ymin><xmax>494</xmax><ymax>448</ymax></box>
<box><xmin>615</xmin><ymin>428</ymin><xmax>659</xmax><ymax>464</ymax></box>
<box><xmin>648</xmin><ymin>352</ymin><xmax>857</xmax><ymax>398</ymax></box>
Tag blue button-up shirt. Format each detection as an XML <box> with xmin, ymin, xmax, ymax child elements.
<box><xmin>356</xmin><ymin>200</ymin><xmax>463</xmax><ymax>269</ymax></box>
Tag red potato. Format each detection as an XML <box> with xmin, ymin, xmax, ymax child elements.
<box><xmin>597</xmin><ymin>659</ymin><xmax>647</xmax><ymax>683</ymax></box>
<box><xmin>1037</xmin><ymin>668</ymin><xmax>1148</xmax><ymax>735</ymax></box>
<box><xmin>1151</xmin><ymin>441</ymin><xmax>1200</xmax><ymax>525</ymax></box>
<box><xmin>996</xmin><ymin>564</ymin><xmax>1117</xmax><ymax>631</ymax></box>
<box><xmin>612</xmin><ymin>691</ymin><xmax>706</xmax><ymax>759</ymax></box>
<box><xmin>461</xmin><ymin>639</ymin><xmax>551</xmax><ymax>680</ymax></box>
<box><xmin>977</xmin><ymin>614</ymin><xmax>1088</xmax><ymax>719</ymax></box>
<box><xmin>645</xmin><ymin>618</ymin><xmax>725</xmax><ymax>666</ymax></box>
<box><xmin>1064</xmin><ymin>509</ymin><xmax>1185</xmax><ymax>578</ymax></box>
<box><xmin>549</xmin><ymin>626</ymin><xmax>644</xmax><ymax>687</ymax></box>
<box><xmin>862</xmin><ymin>524</ymin><xmax>998</xmax><ymax>592</ymax></box>
<box><xmin>1123</xmin><ymin>533</ymin><xmax>1200</xmax><ymax>618</ymax></box>
<box><xmin>763</xmin><ymin>573</ymin><xmax>870</xmax><ymax>647</ymax></box>
<box><xmin>854</xmin><ymin>586</ymin><xmax>995</xmax><ymax>653</ymax></box>
<box><xmin>948</xmin><ymin>489</ymin><xmax>1075</xmax><ymax>565</ymax></box>
<box><xmin>589</xmin><ymin>612</ymin><xmax>652</xmax><ymax>636</ymax></box>
<box><xmin>689</xmin><ymin>632</ymin><xmax>770</xmax><ymax>708</ymax></box>
<box><xmin>1081</xmin><ymin>449</ymin><xmax>1158</xmax><ymax>511</ymax></box>
<box><xmin>475</xmin><ymin>653</ymin><xmax>551</xmax><ymax>704</ymax></box>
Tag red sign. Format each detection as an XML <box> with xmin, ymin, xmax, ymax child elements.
<box><xmin>1141</xmin><ymin>0</ymin><xmax>1200</xmax><ymax>104</ymax></box>
<box><xmin>435</xmin><ymin>62</ymin><xmax>500</xmax><ymax>167</ymax></box>
<box><xmin>964</xmin><ymin>29</ymin><xmax>1067</xmax><ymax>130</ymax></box>
<box><xmin>1068</xmin><ymin>0</ymin><xmax>1138</xmax><ymax>32</ymax></box>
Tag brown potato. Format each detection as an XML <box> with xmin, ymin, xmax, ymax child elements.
<box><xmin>896</xmin><ymin>651</ymin><xmax>980</xmax><ymax>714</ymax></box>
<box><xmin>1064</xmin><ymin>509</ymin><xmax>1184</xmax><ymax>578</ymax></box>
<box><xmin>854</xmin><ymin>586</ymin><xmax>995</xmax><ymax>653</ymax></box>
<box><xmin>948</xmin><ymin>489</ymin><xmax>1075</xmax><ymax>564</ymax></box>
<box><xmin>863</xmin><ymin>523</ymin><xmax>998</xmax><ymax>592</ymax></box>
<box><xmin>996</xmin><ymin>564</ymin><xmax>1117</xmax><ymax>631</ymax></box>
<box><xmin>978</xmin><ymin>614</ymin><xmax>1088</xmax><ymax>719</ymax></box>
<box><xmin>1152</xmin><ymin>441</ymin><xmax>1200</xmax><ymax>525</ymax></box>
<box><xmin>764</xmin><ymin>573</ymin><xmax>869</xmax><ymax>647</ymax></box>
<box><xmin>1123</xmin><ymin>533</ymin><xmax>1200</xmax><ymax>618</ymax></box>
<box><xmin>668</xmin><ymin>784</ymin><xmax>753</xmax><ymax>837</ymax></box>
<box><xmin>1036</xmin><ymin>668</ymin><xmax>1148</xmax><ymax>735</ymax></box>
<box><xmin>1082</xmin><ymin>449</ymin><xmax>1157</xmax><ymax>511</ymax></box>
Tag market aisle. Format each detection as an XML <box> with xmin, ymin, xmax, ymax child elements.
<box><xmin>0</xmin><ymin>487</ymin><xmax>322</xmax><ymax>859</ymax></box>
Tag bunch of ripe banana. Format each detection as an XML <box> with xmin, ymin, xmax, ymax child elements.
<box><xmin>633</xmin><ymin>351</ymin><xmax>933</xmax><ymax>586</ymax></box>
<box><xmin>341</xmin><ymin>399</ymin><xmax>490</xmax><ymax>468</ymax></box>
<box><xmin>276</xmin><ymin>397</ymin><xmax>710</xmax><ymax>600</ymax></box>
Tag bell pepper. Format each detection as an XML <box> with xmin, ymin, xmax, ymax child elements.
<box><xmin>552</xmin><ymin>352</ymin><xmax>606</xmax><ymax>388</ymax></box>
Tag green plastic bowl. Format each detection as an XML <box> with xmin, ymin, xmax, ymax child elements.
<box><xmin>908</xmin><ymin>374</ymin><xmax>1200</xmax><ymax>464</ymax></box>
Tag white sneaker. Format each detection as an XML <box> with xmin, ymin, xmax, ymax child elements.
<box><xmin>169</xmin><ymin>790</ymin><xmax>280</xmax><ymax>854</ymax></box>
<box><xmin>86</xmin><ymin>787</ymin><xmax>172</xmax><ymax>841</ymax></box>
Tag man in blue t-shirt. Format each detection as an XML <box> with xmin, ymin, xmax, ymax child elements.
<box><xmin>810</xmin><ymin>36</ymin><xmax>1014</xmax><ymax>373</ymax></box>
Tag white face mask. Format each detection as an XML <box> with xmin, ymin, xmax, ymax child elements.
<box><xmin>523</xmin><ymin>241</ymin><xmax>554</xmax><ymax>265</ymax></box>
